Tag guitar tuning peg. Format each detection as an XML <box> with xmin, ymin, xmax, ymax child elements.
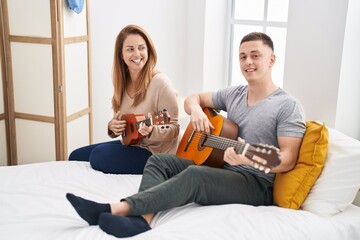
<box><xmin>269</xmin><ymin>145</ymin><xmax>279</xmax><ymax>151</ymax></box>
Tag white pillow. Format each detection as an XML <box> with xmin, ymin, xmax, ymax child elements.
<box><xmin>301</xmin><ymin>127</ymin><xmax>360</xmax><ymax>216</ymax></box>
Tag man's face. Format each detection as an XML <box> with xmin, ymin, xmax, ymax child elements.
<box><xmin>239</xmin><ymin>40</ymin><xmax>275</xmax><ymax>83</ymax></box>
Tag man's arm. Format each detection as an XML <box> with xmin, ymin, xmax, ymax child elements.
<box><xmin>224</xmin><ymin>136</ymin><xmax>302</xmax><ymax>173</ymax></box>
<box><xmin>184</xmin><ymin>92</ymin><xmax>216</xmax><ymax>133</ymax></box>
<box><xmin>271</xmin><ymin>136</ymin><xmax>303</xmax><ymax>173</ymax></box>
<box><xmin>184</xmin><ymin>92</ymin><xmax>215</xmax><ymax>114</ymax></box>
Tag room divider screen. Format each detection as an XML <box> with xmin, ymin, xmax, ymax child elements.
<box><xmin>0</xmin><ymin>0</ymin><xmax>92</xmax><ymax>165</ymax></box>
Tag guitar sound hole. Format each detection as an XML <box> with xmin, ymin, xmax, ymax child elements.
<box><xmin>198</xmin><ymin>133</ymin><xmax>207</xmax><ymax>150</ymax></box>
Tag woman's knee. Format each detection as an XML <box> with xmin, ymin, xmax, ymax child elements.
<box><xmin>68</xmin><ymin>149</ymin><xmax>79</xmax><ymax>160</ymax></box>
<box><xmin>68</xmin><ymin>142</ymin><xmax>107</xmax><ymax>161</ymax></box>
<box><xmin>88</xmin><ymin>145</ymin><xmax>110</xmax><ymax>171</ymax></box>
<box><xmin>68</xmin><ymin>147</ymin><xmax>90</xmax><ymax>161</ymax></box>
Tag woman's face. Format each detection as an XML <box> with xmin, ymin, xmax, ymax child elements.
<box><xmin>122</xmin><ymin>34</ymin><xmax>148</xmax><ymax>74</ymax></box>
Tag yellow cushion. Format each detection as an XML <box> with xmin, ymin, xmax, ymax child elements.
<box><xmin>273</xmin><ymin>121</ymin><xmax>329</xmax><ymax>209</ymax></box>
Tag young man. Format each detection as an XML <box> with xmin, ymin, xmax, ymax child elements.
<box><xmin>66</xmin><ymin>32</ymin><xmax>306</xmax><ymax>238</ymax></box>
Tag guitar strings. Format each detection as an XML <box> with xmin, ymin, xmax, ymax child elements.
<box><xmin>182</xmin><ymin>131</ymin><xmax>279</xmax><ymax>169</ymax></box>
<box><xmin>187</xmin><ymin>132</ymin><xmax>246</xmax><ymax>153</ymax></box>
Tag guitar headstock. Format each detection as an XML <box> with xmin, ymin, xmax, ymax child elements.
<box><xmin>149</xmin><ymin>109</ymin><xmax>171</xmax><ymax>126</ymax></box>
<box><xmin>245</xmin><ymin>144</ymin><xmax>281</xmax><ymax>173</ymax></box>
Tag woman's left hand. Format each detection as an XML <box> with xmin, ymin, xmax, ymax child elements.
<box><xmin>138</xmin><ymin>112</ymin><xmax>154</xmax><ymax>137</ymax></box>
<box><xmin>138</xmin><ymin>122</ymin><xmax>154</xmax><ymax>137</ymax></box>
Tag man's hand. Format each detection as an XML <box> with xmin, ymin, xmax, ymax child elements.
<box><xmin>190</xmin><ymin>108</ymin><xmax>215</xmax><ymax>133</ymax></box>
<box><xmin>223</xmin><ymin>137</ymin><xmax>268</xmax><ymax>172</ymax></box>
<box><xmin>224</xmin><ymin>137</ymin><xmax>251</xmax><ymax>165</ymax></box>
<box><xmin>184</xmin><ymin>92</ymin><xmax>216</xmax><ymax>133</ymax></box>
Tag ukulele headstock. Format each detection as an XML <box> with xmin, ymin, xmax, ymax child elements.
<box><xmin>245</xmin><ymin>143</ymin><xmax>281</xmax><ymax>173</ymax></box>
<box><xmin>150</xmin><ymin>109</ymin><xmax>171</xmax><ymax>126</ymax></box>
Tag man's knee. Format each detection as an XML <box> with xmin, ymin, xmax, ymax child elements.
<box><xmin>180</xmin><ymin>165</ymin><xmax>208</xmax><ymax>183</ymax></box>
<box><xmin>184</xmin><ymin>165</ymin><xmax>208</xmax><ymax>174</ymax></box>
<box><xmin>146</xmin><ymin>153</ymin><xmax>176</xmax><ymax>165</ymax></box>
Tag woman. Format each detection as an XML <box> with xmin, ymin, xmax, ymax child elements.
<box><xmin>69</xmin><ymin>24</ymin><xmax>180</xmax><ymax>174</ymax></box>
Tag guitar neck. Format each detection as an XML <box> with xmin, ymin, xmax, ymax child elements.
<box><xmin>204</xmin><ymin>134</ymin><xmax>249</xmax><ymax>155</ymax></box>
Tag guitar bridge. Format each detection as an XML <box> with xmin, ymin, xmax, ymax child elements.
<box><xmin>184</xmin><ymin>130</ymin><xmax>195</xmax><ymax>152</ymax></box>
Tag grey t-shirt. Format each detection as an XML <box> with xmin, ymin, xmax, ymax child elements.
<box><xmin>212</xmin><ymin>85</ymin><xmax>306</xmax><ymax>183</ymax></box>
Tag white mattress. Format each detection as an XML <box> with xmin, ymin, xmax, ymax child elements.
<box><xmin>1</xmin><ymin>161</ymin><xmax>359</xmax><ymax>240</ymax></box>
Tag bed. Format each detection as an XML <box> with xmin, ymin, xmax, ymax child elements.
<box><xmin>1</xmin><ymin>126</ymin><xmax>360</xmax><ymax>240</ymax></box>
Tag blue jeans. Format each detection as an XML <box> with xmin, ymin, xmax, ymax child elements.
<box><xmin>68</xmin><ymin>140</ymin><xmax>152</xmax><ymax>174</ymax></box>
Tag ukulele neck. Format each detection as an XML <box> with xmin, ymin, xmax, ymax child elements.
<box><xmin>136</xmin><ymin>118</ymin><xmax>152</xmax><ymax>129</ymax></box>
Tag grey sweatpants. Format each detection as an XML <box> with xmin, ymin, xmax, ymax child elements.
<box><xmin>125</xmin><ymin>153</ymin><xmax>273</xmax><ymax>216</ymax></box>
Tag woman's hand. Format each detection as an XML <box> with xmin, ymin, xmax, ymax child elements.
<box><xmin>138</xmin><ymin>122</ymin><xmax>154</xmax><ymax>137</ymax></box>
<box><xmin>108</xmin><ymin>111</ymin><xmax>127</xmax><ymax>136</ymax></box>
<box><xmin>138</xmin><ymin>113</ymin><xmax>154</xmax><ymax>137</ymax></box>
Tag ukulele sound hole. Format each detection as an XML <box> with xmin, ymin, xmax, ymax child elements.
<box><xmin>130</xmin><ymin>124</ymin><xmax>134</xmax><ymax>133</ymax></box>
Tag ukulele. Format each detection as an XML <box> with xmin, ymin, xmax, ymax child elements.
<box><xmin>121</xmin><ymin>110</ymin><xmax>170</xmax><ymax>145</ymax></box>
<box><xmin>176</xmin><ymin>108</ymin><xmax>281</xmax><ymax>173</ymax></box>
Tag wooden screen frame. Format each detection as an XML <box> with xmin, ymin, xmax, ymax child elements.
<box><xmin>0</xmin><ymin>0</ymin><xmax>92</xmax><ymax>164</ymax></box>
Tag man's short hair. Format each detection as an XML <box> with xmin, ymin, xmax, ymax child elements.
<box><xmin>240</xmin><ymin>32</ymin><xmax>274</xmax><ymax>51</ymax></box>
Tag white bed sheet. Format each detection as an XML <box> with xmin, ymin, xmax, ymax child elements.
<box><xmin>0</xmin><ymin>161</ymin><xmax>359</xmax><ymax>240</ymax></box>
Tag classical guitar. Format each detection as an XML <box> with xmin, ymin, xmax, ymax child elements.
<box><xmin>121</xmin><ymin>110</ymin><xmax>170</xmax><ymax>145</ymax></box>
<box><xmin>176</xmin><ymin>108</ymin><xmax>281</xmax><ymax>173</ymax></box>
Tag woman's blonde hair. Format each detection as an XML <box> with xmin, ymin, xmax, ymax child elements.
<box><xmin>112</xmin><ymin>24</ymin><xmax>157</xmax><ymax>112</ymax></box>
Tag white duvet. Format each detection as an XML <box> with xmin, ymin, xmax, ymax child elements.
<box><xmin>1</xmin><ymin>161</ymin><xmax>359</xmax><ymax>240</ymax></box>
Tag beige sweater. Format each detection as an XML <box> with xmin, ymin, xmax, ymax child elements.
<box><xmin>111</xmin><ymin>72</ymin><xmax>180</xmax><ymax>154</ymax></box>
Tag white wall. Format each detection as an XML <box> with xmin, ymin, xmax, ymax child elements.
<box><xmin>284</xmin><ymin>0</ymin><xmax>360</xmax><ymax>140</ymax></box>
<box><xmin>184</xmin><ymin>0</ymin><xmax>229</xmax><ymax>94</ymax></box>
<box><xmin>202</xmin><ymin>0</ymin><xmax>229</xmax><ymax>92</ymax></box>
<box><xmin>284</xmin><ymin>0</ymin><xmax>347</xmax><ymax>126</ymax></box>
<box><xmin>336</xmin><ymin>0</ymin><xmax>360</xmax><ymax>140</ymax></box>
